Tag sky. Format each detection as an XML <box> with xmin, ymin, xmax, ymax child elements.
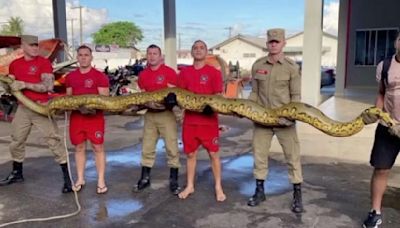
<box><xmin>0</xmin><ymin>0</ymin><xmax>339</xmax><ymax>50</ymax></box>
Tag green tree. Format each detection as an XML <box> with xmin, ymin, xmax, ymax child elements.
<box><xmin>92</xmin><ymin>21</ymin><xmax>143</xmax><ymax>48</ymax></box>
<box><xmin>1</xmin><ymin>16</ymin><xmax>24</xmax><ymax>36</ymax></box>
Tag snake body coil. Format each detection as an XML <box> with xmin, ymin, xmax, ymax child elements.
<box><xmin>0</xmin><ymin>75</ymin><xmax>395</xmax><ymax>137</ymax></box>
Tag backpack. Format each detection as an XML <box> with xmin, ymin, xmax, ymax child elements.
<box><xmin>381</xmin><ymin>57</ymin><xmax>392</xmax><ymax>92</ymax></box>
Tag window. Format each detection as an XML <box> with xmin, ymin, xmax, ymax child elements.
<box><xmin>355</xmin><ymin>28</ymin><xmax>398</xmax><ymax>66</ymax></box>
<box><xmin>243</xmin><ymin>53</ymin><xmax>256</xmax><ymax>58</ymax></box>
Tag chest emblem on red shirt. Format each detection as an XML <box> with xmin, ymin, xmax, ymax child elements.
<box><xmin>156</xmin><ymin>75</ymin><xmax>165</xmax><ymax>84</ymax></box>
<box><xmin>200</xmin><ymin>74</ymin><xmax>209</xmax><ymax>84</ymax></box>
<box><xmin>84</xmin><ymin>79</ymin><xmax>94</xmax><ymax>88</ymax></box>
<box><xmin>29</xmin><ymin>66</ymin><xmax>38</xmax><ymax>75</ymax></box>
<box><xmin>256</xmin><ymin>69</ymin><xmax>268</xmax><ymax>75</ymax></box>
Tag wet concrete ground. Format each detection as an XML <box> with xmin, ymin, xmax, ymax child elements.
<box><xmin>0</xmin><ymin>115</ymin><xmax>399</xmax><ymax>227</ymax></box>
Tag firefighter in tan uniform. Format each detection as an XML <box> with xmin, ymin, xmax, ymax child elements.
<box><xmin>247</xmin><ymin>28</ymin><xmax>304</xmax><ymax>213</ymax></box>
<box><xmin>0</xmin><ymin>35</ymin><xmax>72</xmax><ymax>193</ymax></box>
<box><xmin>133</xmin><ymin>44</ymin><xmax>181</xmax><ymax>195</ymax></box>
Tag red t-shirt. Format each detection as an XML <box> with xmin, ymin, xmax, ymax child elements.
<box><xmin>138</xmin><ymin>64</ymin><xmax>177</xmax><ymax>92</ymax></box>
<box><xmin>9</xmin><ymin>56</ymin><xmax>53</xmax><ymax>102</ymax></box>
<box><xmin>66</xmin><ymin>67</ymin><xmax>109</xmax><ymax>117</ymax></box>
<box><xmin>178</xmin><ymin>64</ymin><xmax>223</xmax><ymax>126</ymax></box>
<box><xmin>65</xmin><ymin>67</ymin><xmax>109</xmax><ymax>95</ymax></box>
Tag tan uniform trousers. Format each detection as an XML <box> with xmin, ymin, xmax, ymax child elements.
<box><xmin>252</xmin><ymin>124</ymin><xmax>303</xmax><ymax>184</ymax></box>
<box><xmin>10</xmin><ymin>105</ymin><xmax>67</xmax><ymax>164</ymax></box>
<box><xmin>141</xmin><ymin>110</ymin><xmax>180</xmax><ymax>168</ymax></box>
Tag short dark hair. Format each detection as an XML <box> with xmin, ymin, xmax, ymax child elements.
<box><xmin>192</xmin><ymin>40</ymin><xmax>208</xmax><ymax>50</ymax></box>
<box><xmin>147</xmin><ymin>44</ymin><xmax>162</xmax><ymax>54</ymax></box>
<box><xmin>77</xmin><ymin>45</ymin><xmax>92</xmax><ymax>53</ymax></box>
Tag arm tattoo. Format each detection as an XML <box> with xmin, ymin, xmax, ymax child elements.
<box><xmin>24</xmin><ymin>73</ymin><xmax>55</xmax><ymax>92</ymax></box>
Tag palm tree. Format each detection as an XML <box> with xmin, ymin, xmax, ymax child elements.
<box><xmin>1</xmin><ymin>17</ymin><xmax>24</xmax><ymax>36</ymax></box>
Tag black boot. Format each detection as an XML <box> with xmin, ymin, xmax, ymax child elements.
<box><xmin>247</xmin><ymin>179</ymin><xmax>266</xmax><ymax>207</ymax></box>
<box><xmin>0</xmin><ymin>161</ymin><xmax>24</xmax><ymax>186</ymax></box>
<box><xmin>133</xmin><ymin>166</ymin><xmax>151</xmax><ymax>192</ymax></box>
<box><xmin>169</xmin><ymin>168</ymin><xmax>180</xmax><ymax>195</ymax></box>
<box><xmin>60</xmin><ymin>163</ymin><xmax>73</xmax><ymax>193</ymax></box>
<box><xmin>291</xmin><ymin>183</ymin><xmax>303</xmax><ymax>213</ymax></box>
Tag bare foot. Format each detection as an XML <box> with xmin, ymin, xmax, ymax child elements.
<box><xmin>215</xmin><ymin>187</ymin><xmax>226</xmax><ymax>202</ymax></box>
<box><xmin>72</xmin><ymin>180</ymin><xmax>86</xmax><ymax>192</ymax></box>
<box><xmin>178</xmin><ymin>186</ymin><xmax>194</xmax><ymax>199</ymax></box>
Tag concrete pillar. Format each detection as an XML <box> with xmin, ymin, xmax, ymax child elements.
<box><xmin>52</xmin><ymin>0</ymin><xmax>68</xmax><ymax>61</ymax></box>
<box><xmin>163</xmin><ymin>0</ymin><xmax>177</xmax><ymax>70</ymax></box>
<box><xmin>335</xmin><ymin>0</ymin><xmax>349</xmax><ymax>96</ymax></box>
<box><xmin>301</xmin><ymin>0</ymin><xmax>323</xmax><ymax>105</ymax></box>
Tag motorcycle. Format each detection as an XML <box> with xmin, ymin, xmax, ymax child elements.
<box><xmin>106</xmin><ymin>65</ymin><xmax>141</xmax><ymax>97</ymax></box>
<box><xmin>0</xmin><ymin>93</ymin><xmax>17</xmax><ymax>121</ymax></box>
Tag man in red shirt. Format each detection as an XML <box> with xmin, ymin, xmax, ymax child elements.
<box><xmin>65</xmin><ymin>45</ymin><xmax>110</xmax><ymax>194</ymax></box>
<box><xmin>133</xmin><ymin>44</ymin><xmax>181</xmax><ymax>195</ymax></box>
<box><xmin>0</xmin><ymin>35</ymin><xmax>73</xmax><ymax>193</ymax></box>
<box><xmin>177</xmin><ymin>40</ymin><xmax>226</xmax><ymax>202</ymax></box>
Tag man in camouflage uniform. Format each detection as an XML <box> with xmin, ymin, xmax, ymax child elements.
<box><xmin>247</xmin><ymin>28</ymin><xmax>303</xmax><ymax>213</ymax></box>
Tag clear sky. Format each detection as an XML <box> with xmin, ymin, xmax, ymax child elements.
<box><xmin>0</xmin><ymin>0</ymin><xmax>339</xmax><ymax>50</ymax></box>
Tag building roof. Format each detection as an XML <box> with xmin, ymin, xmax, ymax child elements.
<box><xmin>283</xmin><ymin>46</ymin><xmax>331</xmax><ymax>53</ymax></box>
<box><xmin>286</xmin><ymin>31</ymin><xmax>338</xmax><ymax>40</ymax></box>
<box><xmin>210</xmin><ymin>31</ymin><xmax>338</xmax><ymax>51</ymax></box>
<box><xmin>210</xmin><ymin>34</ymin><xmax>267</xmax><ymax>50</ymax></box>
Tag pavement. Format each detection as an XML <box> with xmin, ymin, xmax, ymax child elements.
<box><xmin>0</xmin><ymin>88</ymin><xmax>399</xmax><ymax>228</ymax></box>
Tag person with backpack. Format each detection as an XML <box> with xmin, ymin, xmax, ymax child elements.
<box><xmin>361</xmin><ymin>32</ymin><xmax>400</xmax><ymax>228</ymax></box>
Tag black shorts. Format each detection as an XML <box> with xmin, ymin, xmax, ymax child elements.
<box><xmin>370</xmin><ymin>124</ymin><xmax>400</xmax><ymax>169</ymax></box>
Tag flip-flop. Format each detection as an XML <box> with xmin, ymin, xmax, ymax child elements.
<box><xmin>72</xmin><ymin>182</ymin><xmax>85</xmax><ymax>192</ymax></box>
<box><xmin>97</xmin><ymin>185</ymin><xmax>108</xmax><ymax>194</ymax></box>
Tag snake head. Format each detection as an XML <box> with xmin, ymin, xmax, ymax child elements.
<box><xmin>363</xmin><ymin>107</ymin><xmax>397</xmax><ymax>126</ymax></box>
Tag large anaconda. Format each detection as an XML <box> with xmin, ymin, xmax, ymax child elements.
<box><xmin>0</xmin><ymin>75</ymin><xmax>396</xmax><ymax>137</ymax></box>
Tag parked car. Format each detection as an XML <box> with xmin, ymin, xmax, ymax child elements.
<box><xmin>320</xmin><ymin>68</ymin><xmax>335</xmax><ymax>88</ymax></box>
<box><xmin>296</xmin><ymin>61</ymin><xmax>335</xmax><ymax>88</ymax></box>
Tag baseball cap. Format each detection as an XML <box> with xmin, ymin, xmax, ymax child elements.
<box><xmin>267</xmin><ymin>28</ymin><xmax>285</xmax><ymax>42</ymax></box>
<box><xmin>20</xmin><ymin>35</ymin><xmax>39</xmax><ymax>45</ymax></box>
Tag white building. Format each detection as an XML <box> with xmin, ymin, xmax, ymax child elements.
<box><xmin>210</xmin><ymin>32</ymin><xmax>338</xmax><ymax>71</ymax></box>
<box><xmin>337</xmin><ymin>0</ymin><xmax>399</xmax><ymax>90</ymax></box>
<box><xmin>284</xmin><ymin>32</ymin><xmax>338</xmax><ymax>68</ymax></box>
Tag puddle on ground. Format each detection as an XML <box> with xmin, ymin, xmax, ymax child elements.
<box><xmin>223</xmin><ymin>154</ymin><xmax>291</xmax><ymax>196</ymax></box>
<box><xmin>86</xmin><ymin>139</ymin><xmax>181</xmax><ymax>169</ymax></box>
<box><xmin>92</xmin><ymin>199</ymin><xmax>143</xmax><ymax>221</ymax></box>
<box><xmin>124</xmin><ymin>119</ymin><xmax>144</xmax><ymax>130</ymax></box>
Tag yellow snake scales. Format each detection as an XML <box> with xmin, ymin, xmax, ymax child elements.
<box><xmin>0</xmin><ymin>75</ymin><xmax>396</xmax><ymax>137</ymax></box>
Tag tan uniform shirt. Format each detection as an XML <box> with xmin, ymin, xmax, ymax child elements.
<box><xmin>249</xmin><ymin>55</ymin><xmax>301</xmax><ymax>108</ymax></box>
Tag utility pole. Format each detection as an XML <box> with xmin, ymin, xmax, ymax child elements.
<box><xmin>67</xmin><ymin>19</ymin><xmax>76</xmax><ymax>49</ymax></box>
<box><xmin>178</xmin><ymin>32</ymin><xmax>181</xmax><ymax>51</ymax></box>
<box><xmin>224</xmin><ymin>26</ymin><xmax>233</xmax><ymax>38</ymax></box>
<box><xmin>71</xmin><ymin>5</ymin><xmax>83</xmax><ymax>44</ymax></box>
